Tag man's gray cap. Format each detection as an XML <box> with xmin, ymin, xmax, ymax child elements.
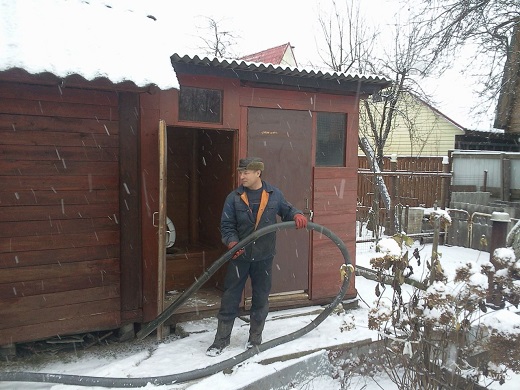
<box><xmin>238</xmin><ymin>157</ymin><xmax>264</xmax><ymax>171</ymax></box>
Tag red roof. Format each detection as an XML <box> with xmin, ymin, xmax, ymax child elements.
<box><xmin>240</xmin><ymin>43</ymin><xmax>297</xmax><ymax>66</ymax></box>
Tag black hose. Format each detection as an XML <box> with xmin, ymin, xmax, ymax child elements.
<box><xmin>0</xmin><ymin>221</ymin><xmax>353</xmax><ymax>388</ymax></box>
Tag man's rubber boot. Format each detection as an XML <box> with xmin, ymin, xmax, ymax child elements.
<box><xmin>245</xmin><ymin>318</ymin><xmax>265</xmax><ymax>349</ymax></box>
<box><xmin>206</xmin><ymin>319</ymin><xmax>234</xmax><ymax>357</ymax></box>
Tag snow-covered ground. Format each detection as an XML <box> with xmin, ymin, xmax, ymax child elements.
<box><xmin>1</xmin><ymin>241</ymin><xmax>519</xmax><ymax>390</ymax></box>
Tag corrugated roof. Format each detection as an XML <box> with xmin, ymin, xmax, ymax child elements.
<box><xmin>170</xmin><ymin>54</ymin><xmax>390</xmax><ymax>96</ymax></box>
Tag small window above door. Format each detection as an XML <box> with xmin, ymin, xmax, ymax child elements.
<box><xmin>179</xmin><ymin>86</ymin><xmax>222</xmax><ymax>124</ymax></box>
<box><xmin>316</xmin><ymin>112</ymin><xmax>346</xmax><ymax>166</ymax></box>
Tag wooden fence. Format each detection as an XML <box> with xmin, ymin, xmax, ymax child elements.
<box><xmin>357</xmin><ymin>156</ymin><xmax>449</xmax><ymax>222</ymax></box>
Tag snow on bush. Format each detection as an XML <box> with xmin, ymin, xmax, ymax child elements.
<box><xmin>481</xmin><ymin>309</ymin><xmax>520</xmax><ymax>336</ymax></box>
<box><xmin>494</xmin><ymin>247</ymin><xmax>516</xmax><ymax>267</ymax></box>
<box><xmin>366</xmin><ymin>232</ymin><xmax>520</xmax><ymax>388</ymax></box>
<box><xmin>376</xmin><ymin>237</ymin><xmax>402</xmax><ymax>257</ymax></box>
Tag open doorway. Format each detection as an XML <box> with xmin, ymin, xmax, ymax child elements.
<box><xmin>164</xmin><ymin>126</ymin><xmax>235</xmax><ymax>306</ymax></box>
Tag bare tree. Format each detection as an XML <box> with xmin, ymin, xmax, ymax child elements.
<box><xmin>416</xmin><ymin>0</ymin><xmax>520</xmax><ymax>115</ymax></box>
<box><xmin>317</xmin><ymin>0</ymin><xmax>377</xmax><ymax>74</ymax></box>
<box><xmin>317</xmin><ymin>1</ymin><xmax>438</xmax><ymax>164</ymax></box>
<box><xmin>196</xmin><ymin>16</ymin><xmax>239</xmax><ymax>59</ymax></box>
<box><xmin>359</xmin><ymin>21</ymin><xmax>435</xmax><ymax>166</ymax></box>
<box><xmin>317</xmin><ymin>1</ymin><xmax>441</xmax><ymax>235</ymax></box>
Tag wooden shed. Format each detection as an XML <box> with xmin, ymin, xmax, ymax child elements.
<box><xmin>0</xmin><ymin>55</ymin><xmax>389</xmax><ymax>349</ymax></box>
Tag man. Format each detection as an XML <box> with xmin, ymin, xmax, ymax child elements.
<box><xmin>206</xmin><ymin>157</ymin><xmax>308</xmax><ymax>356</ymax></box>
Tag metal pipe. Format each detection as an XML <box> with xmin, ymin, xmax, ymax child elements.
<box><xmin>358</xmin><ymin>170</ymin><xmax>451</xmax><ymax>177</ymax></box>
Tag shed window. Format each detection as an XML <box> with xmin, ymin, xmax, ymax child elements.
<box><xmin>179</xmin><ymin>87</ymin><xmax>222</xmax><ymax>123</ymax></box>
<box><xmin>316</xmin><ymin>112</ymin><xmax>346</xmax><ymax>166</ymax></box>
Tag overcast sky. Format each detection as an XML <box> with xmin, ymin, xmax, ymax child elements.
<box><xmin>2</xmin><ymin>0</ymin><xmax>497</xmax><ymax>131</ymax></box>
<box><xmin>126</xmin><ymin>0</ymin><xmax>496</xmax><ymax>132</ymax></box>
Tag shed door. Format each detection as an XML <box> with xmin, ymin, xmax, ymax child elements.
<box><xmin>247</xmin><ymin>108</ymin><xmax>312</xmax><ymax>295</ymax></box>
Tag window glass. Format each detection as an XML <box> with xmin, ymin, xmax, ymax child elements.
<box><xmin>179</xmin><ymin>87</ymin><xmax>222</xmax><ymax>123</ymax></box>
<box><xmin>316</xmin><ymin>112</ymin><xmax>346</xmax><ymax>166</ymax></box>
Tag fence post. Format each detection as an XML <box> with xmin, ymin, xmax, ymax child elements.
<box><xmin>440</xmin><ymin>156</ymin><xmax>449</xmax><ymax>209</ymax></box>
<box><xmin>430</xmin><ymin>202</ymin><xmax>440</xmax><ymax>285</ymax></box>
<box><xmin>502</xmin><ymin>158</ymin><xmax>511</xmax><ymax>202</ymax></box>
<box><xmin>388</xmin><ymin>154</ymin><xmax>398</xmax><ymax>235</ymax></box>
<box><xmin>487</xmin><ymin>211</ymin><xmax>511</xmax><ymax>308</ymax></box>
<box><xmin>404</xmin><ymin>205</ymin><xmax>409</xmax><ymax>233</ymax></box>
<box><xmin>489</xmin><ymin>212</ymin><xmax>510</xmax><ymax>258</ymax></box>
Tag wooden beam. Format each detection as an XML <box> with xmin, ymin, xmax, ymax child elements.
<box><xmin>119</xmin><ymin>92</ymin><xmax>142</xmax><ymax>314</ymax></box>
<box><xmin>157</xmin><ymin>119</ymin><xmax>168</xmax><ymax>339</ymax></box>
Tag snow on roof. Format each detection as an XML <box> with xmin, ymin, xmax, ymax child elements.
<box><xmin>0</xmin><ymin>0</ymin><xmax>179</xmax><ymax>90</ymax></box>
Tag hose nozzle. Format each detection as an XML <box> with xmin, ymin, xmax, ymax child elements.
<box><xmin>340</xmin><ymin>263</ymin><xmax>355</xmax><ymax>281</ymax></box>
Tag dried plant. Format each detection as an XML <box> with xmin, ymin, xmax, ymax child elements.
<box><xmin>366</xmin><ymin>233</ymin><xmax>520</xmax><ymax>388</ymax></box>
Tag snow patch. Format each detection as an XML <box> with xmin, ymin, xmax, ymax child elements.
<box><xmin>481</xmin><ymin>310</ymin><xmax>520</xmax><ymax>336</ymax></box>
<box><xmin>376</xmin><ymin>237</ymin><xmax>401</xmax><ymax>257</ymax></box>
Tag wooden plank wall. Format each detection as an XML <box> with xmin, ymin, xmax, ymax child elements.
<box><xmin>312</xmin><ymin>167</ymin><xmax>357</xmax><ymax>299</ymax></box>
<box><xmin>118</xmin><ymin>92</ymin><xmax>142</xmax><ymax>319</ymax></box>
<box><xmin>0</xmin><ymin>80</ymin><xmax>121</xmax><ymax>345</ymax></box>
<box><xmin>358</xmin><ymin>156</ymin><xmax>445</xmax><ymax>212</ymax></box>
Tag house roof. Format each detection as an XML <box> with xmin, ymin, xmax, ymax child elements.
<box><xmin>411</xmin><ymin>93</ymin><xmax>466</xmax><ymax>131</ymax></box>
<box><xmin>0</xmin><ymin>0</ymin><xmax>179</xmax><ymax>90</ymax></box>
<box><xmin>494</xmin><ymin>23</ymin><xmax>520</xmax><ymax>132</ymax></box>
<box><xmin>240</xmin><ymin>43</ymin><xmax>298</xmax><ymax>67</ymax></box>
<box><xmin>170</xmin><ymin>54</ymin><xmax>390</xmax><ymax>96</ymax></box>
<box><xmin>455</xmin><ymin>130</ymin><xmax>520</xmax><ymax>152</ymax></box>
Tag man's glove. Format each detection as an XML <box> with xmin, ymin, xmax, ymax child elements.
<box><xmin>293</xmin><ymin>214</ymin><xmax>308</xmax><ymax>229</ymax></box>
<box><xmin>227</xmin><ymin>241</ymin><xmax>245</xmax><ymax>259</ymax></box>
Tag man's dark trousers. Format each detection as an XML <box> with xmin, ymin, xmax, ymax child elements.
<box><xmin>217</xmin><ymin>255</ymin><xmax>274</xmax><ymax>324</ymax></box>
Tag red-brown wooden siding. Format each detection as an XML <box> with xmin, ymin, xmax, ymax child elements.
<box><xmin>312</xmin><ymin>168</ymin><xmax>357</xmax><ymax>298</ymax></box>
<box><xmin>167</xmin><ymin>74</ymin><xmax>359</xmax><ymax>302</ymax></box>
<box><xmin>138</xmin><ymin>92</ymin><xmax>162</xmax><ymax>322</ymax></box>
<box><xmin>0</xmin><ymin>80</ymin><xmax>121</xmax><ymax>345</ymax></box>
<box><xmin>118</xmin><ymin>92</ymin><xmax>142</xmax><ymax>319</ymax></box>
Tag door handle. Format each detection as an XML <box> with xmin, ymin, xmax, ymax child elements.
<box><xmin>303</xmin><ymin>198</ymin><xmax>313</xmax><ymax>221</ymax></box>
<box><xmin>153</xmin><ymin>211</ymin><xmax>159</xmax><ymax>227</ymax></box>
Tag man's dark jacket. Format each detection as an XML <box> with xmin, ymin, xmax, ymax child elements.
<box><xmin>221</xmin><ymin>180</ymin><xmax>302</xmax><ymax>262</ymax></box>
